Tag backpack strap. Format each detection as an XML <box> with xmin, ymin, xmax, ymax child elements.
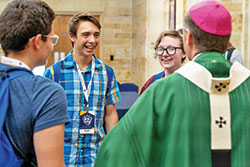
<box><xmin>50</xmin><ymin>61</ymin><xmax>61</xmax><ymax>83</ymax></box>
<box><xmin>0</xmin><ymin>71</ymin><xmax>11</xmax><ymax>133</ymax></box>
<box><xmin>226</xmin><ymin>48</ymin><xmax>235</xmax><ymax>61</ymax></box>
<box><xmin>105</xmin><ymin>64</ymin><xmax>113</xmax><ymax>90</ymax></box>
<box><xmin>152</xmin><ymin>71</ymin><xmax>164</xmax><ymax>83</ymax></box>
<box><xmin>0</xmin><ymin>69</ymin><xmax>34</xmax><ymax>167</ymax></box>
<box><xmin>102</xmin><ymin>64</ymin><xmax>114</xmax><ymax>134</ymax></box>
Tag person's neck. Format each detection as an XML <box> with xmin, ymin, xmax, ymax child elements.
<box><xmin>188</xmin><ymin>46</ymin><xmax>200</xmax><ymax>61</ymax></box>
<box><xmin>165</xmin><ymin>70</ymin><xmax>172</xmax><ymax>76</ymax></box>
<box><xmin>165</xmin><ymin>65</ymin><xmax>181</xmax><ymax>76</ymax></box>
<box><xmin>73</xmin><ymin>50</ymin><xmax>93</xmax><ymax>71</ymax></box>
<box><xmin>6</xmin><ymin>50</ymin><xmax>34</xmax><ymax>70</ymax></box>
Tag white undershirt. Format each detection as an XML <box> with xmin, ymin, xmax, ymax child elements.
<box><xmin>0</xmin><ymin>55</ymin><xmax>31</xmax><ymax>70</ymax></box>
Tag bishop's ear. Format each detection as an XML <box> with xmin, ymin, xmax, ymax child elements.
<box><xmin>185</xmin><ymin>29</ymin><xmax>194</xmax><ymax>46</ymax></box>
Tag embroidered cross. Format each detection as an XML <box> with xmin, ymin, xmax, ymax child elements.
<box><xmin>214</xmin><ymin>81</ymin><xmax>230</xmax><ymax>92</ymax></box>
<box><xmin>215</xmin><ymin>117</ymin><xmax>226</xmax><ymax>128</ymax></box>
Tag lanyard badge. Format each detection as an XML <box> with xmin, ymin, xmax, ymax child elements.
<box><xmin>77</xmin><ymin>57</ymin><xmax>96</xmax><ymax>135</ymax></box>
<box><xmin>80</xmin><ymin>110</ymin><xmax>95</xmax><ymax>134</ymax></box>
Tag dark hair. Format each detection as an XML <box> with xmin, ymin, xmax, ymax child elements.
<box><xmin>0</xmin><ymin>0</ymin><xmax>55</xmax><ymax>55</ymax></box>
<box><xmin>183</xmin><ymin>13</ymin><xmax>230</xmax><ymax>53</ymax></box>
<box><xmin>153</xmin><ymin>29</ymin><xmax>185</xmax><ymax>62</ymax></box>
<box><xmin>69</xmin><ymin>12</ymin><xmax>101</xmax><ymax>37</ymax></box>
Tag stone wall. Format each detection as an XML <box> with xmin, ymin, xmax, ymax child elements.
<box><xmin>131</xmin><ymin>0</ymin><xmax>170</xmax><ymax>89</ymax></box>
<box><xmin>45</xmin><ymin>0</ymin><xmax>104</xmax><ymax>12</ymax></box>
<box><xmin>101</xmin><ymin>0</ymin><xmax>132</xmax><ymax>84</ymax></box>
<box><xmin>131</xmin><ymin>0</ymin><xmax>147</xmax><ymax>88</ymax></box>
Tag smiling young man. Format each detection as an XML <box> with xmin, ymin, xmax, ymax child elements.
<box><xmin>44</xmin><ymin>13</ymin><xmax>121</xmax><ymax>167</ymax></box>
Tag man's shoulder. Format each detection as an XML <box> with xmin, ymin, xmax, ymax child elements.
<box><xmin>145</xmin><ymin>72</ymin><xmax>184</xmax><ymax>94</ymax></box>
<box><xmin>33</xmin><ymin>76</ymin><xmax>65</xmax><ymax>94</ymax></box>
<box><xmin>48</xmin><ymin>52</ymin><xmax>74</xmax><ymax>70</ymax></box>
<box><xmin>12</xmin><ymin>75</ymin><xmax>64</xmax><ymax>94</ymax></box>
<box><xmin>144</xmin><ymin>73</ymin><xmax>161</xmax><ymax>86</ymax></box>
<box><xmin>157</xmin><ymin>72</ymin><xmax>184</xmax><ymax>86</ymax></box>
<box><xmin>95</xmin><ymin>58</ymin><xmax>115</xmax><ymax>74</ymax></box>
<box><xmin>60</xmin><ymin>54</ymin><xmax>74</xmax><ymax>67</ymax></box>
<box><xmin>95</xmin><ymin>57</ymin><xmax>106</xmax><ymax>66</ymax></box>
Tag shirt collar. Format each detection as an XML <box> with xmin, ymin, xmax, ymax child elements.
<box><xmin>192</xmin><ymin>53</ymin><xmax>202</xmax><ymax>61</ymax></box>
<box><xmin>62</xmin><ymin>50</ymin><xmax>102</xmax><ymax>70</ymax></box>
<box><xmin>0</xmin><ymin>55</ymin><xmax>31</xmax><ymax>70</ymax></box>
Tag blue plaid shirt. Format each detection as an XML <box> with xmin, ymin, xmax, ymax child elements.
<box><xmin>44</xmin><ymin>50</ymin><xmax>121</xmax><ymax>167</ymax></box>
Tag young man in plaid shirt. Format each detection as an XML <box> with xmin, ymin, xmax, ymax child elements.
<box><xmin>44</xmin><ymin>13</ymin><xmax>121</xmax><ymax>167</ymax></box>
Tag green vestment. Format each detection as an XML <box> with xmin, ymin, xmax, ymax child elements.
<box><xmin>95</xmin><ymin>52</ymin><xmax>250</xmax><ymax>167</ymax></box>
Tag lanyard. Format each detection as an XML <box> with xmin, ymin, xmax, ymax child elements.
<box><xmin>76</xmin><ymin>57</ymin><xmax>95</xmax><ymax>109</ymax></box>
<box><xmin>0</xmin><ymin>55</ymin><xmax>31</xmax><ymax>70</ymax></box>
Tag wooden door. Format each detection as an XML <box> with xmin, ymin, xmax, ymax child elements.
<box><xmin>46</xmin><ymin>14</ymin><xmax>100</xmax><ymax>68</ymax></box>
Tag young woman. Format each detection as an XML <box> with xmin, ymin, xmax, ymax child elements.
<box><xmin>139</xmin><ymin>29</ymin><xmax>186</xmax><ymax>95</ymax></box>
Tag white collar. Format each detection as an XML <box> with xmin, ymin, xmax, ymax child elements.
<box><xmin>191</xmin><ymin>53</ymin><xmax>202</xmax><ymax>61</ymax></box>
<box><xmin>176</xmin><ymin>61</ymin><xmax>250</xmax><ymax>150</ymax></box>
<box><xmin>0</xmin><ymin>55</ymin><xmax>31</xmax><ymax>70</ymax></box>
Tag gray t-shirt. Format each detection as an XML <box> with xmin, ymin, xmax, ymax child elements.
<box><xmin>225</xmin><ymin>48</ymin><xmax>244</xmax><ymax>65</ymax></box>
<box><xmin>4</xmin><ymin>66</ymin><xmax>70</xmax><ymax>162</ymax></box>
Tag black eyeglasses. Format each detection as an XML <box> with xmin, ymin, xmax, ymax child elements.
<box><xmin>155</xmin><ymin>46</ymin><xmax>182</xmax><ymax>56</ymax></box>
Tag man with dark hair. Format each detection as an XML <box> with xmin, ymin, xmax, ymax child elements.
<box><xmin>44</xmin><ymin>12</ymin><xmax>121</xmax><ymax>166</ymax></box>
<box><xmin>95</xmin><ymin>1</ymin><xmax>250</xmax><ymax>167</ymax></box>
<box><xmin>0</xmin><ymin>0</ymin><xmax>70</xmax><ymax>166</ymax></box>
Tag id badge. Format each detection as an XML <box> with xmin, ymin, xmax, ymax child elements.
<box><xmin>80</xmin><ymin>110</ymin><xmax>95</xmax><ymax>134</ymax></box>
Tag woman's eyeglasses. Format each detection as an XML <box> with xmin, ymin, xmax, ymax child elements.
<box><xmin>155</xmin><ymin>46</ymin><xmax>182</xmax><ymax>56</ymax></box>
